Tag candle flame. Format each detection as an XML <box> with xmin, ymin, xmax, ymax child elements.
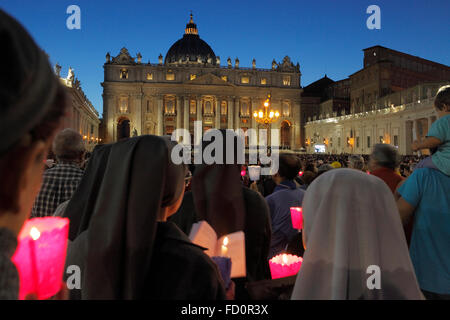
<box><xmin>282</xmin><ymin>254</ymin><xmax>288</xmax><ymax>265</ymax></box>
<box><xmin>30</xmin><ymin>227</ymin><xmax>40</xmax><ymax>241</ymax></box>
<box><xmin>223</xmin><ymin>236</ymin><xmax>229</xmax><ymax>246</ymax></box>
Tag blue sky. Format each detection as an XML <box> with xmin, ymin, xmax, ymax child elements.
<box><xmin>1</xmin><ymin>0</ymin><xmax>449</xmax><ymax>115</ymax></box>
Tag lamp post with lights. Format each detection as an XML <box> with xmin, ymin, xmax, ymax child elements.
<box><xmin>252</xmin><ymin>94</ymin><xmax>280</xmax><ymax>126</ymax></box>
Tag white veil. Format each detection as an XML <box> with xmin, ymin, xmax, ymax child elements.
<box><xmin>291</xmin><ymin>169</ymin><xmax>423</xmax><ymax>300</ymax></box>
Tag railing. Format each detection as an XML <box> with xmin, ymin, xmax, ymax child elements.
<box><xmin>306</xmin><ymin>97</ymin><xmax>434</xmax><ymax>125</ymax></box>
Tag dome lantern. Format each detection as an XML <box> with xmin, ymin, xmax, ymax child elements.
<box><xmin>164</xmin><ymin>13</ymin><xmax>217</xmax><ymax>65</ymax></box>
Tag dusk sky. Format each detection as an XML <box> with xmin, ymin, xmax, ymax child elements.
<box><xmin>1</xmin><ymin>0</ymin><xmax>449</xmax><ymax>115</ymax></box>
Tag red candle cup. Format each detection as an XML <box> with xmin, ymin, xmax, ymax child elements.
<box><xmin>12</xmin><ymin>217</ymin><xmax>70</xmax><ymax>300</ymax></box>
<box><xmin>269</xmin><ymin>253</ymin><xmax>303</xmax><ymax>279</ymax></box>
<box><xmin>290</xmin><ymin>207</ymin><xmax>303</xmax><ymax>230</ymax></box>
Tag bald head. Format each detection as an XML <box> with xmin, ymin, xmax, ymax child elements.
<box><xmin>52</xmin><ymin>129</ymin><xmax>85</xmax><ymax>162</ymax></box>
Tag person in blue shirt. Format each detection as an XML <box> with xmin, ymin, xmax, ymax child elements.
<box><xmin>413</xmin><ymin>85</ymin><xmax>450</xmax><ymax>176</ymax></box>
<box><xmin>266</xmin><ymin>154</ymin><xmax>305</xmax><ymax>259</ymax></box>
<box><xmin>397</xmin><ymin>168</ymin><xmax>450</xmax><ymax>299</ymax></box>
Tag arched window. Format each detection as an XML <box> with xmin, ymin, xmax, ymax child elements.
<box><xmin>120</xmin><ymin>69</ymin><xmax>128</xmax><ymax>79</ymax></box>
<box><xmin>221</xmin><ymin>101</ymin><xmax>227</xmax><ymax>115</ymax></box>
<box><xmin>280</xmin><ymin>120</ymin><xmax>291</xmax><ymax>149</ymax></box>
<box><xmin>165</xmin><ymin>97</ymin><xmax>175</xmax><ymax>115</ymax></box>
<box><xmin>240</xmin><ymin>101</ymin><xmax>249</xmax><ymax>116</ymax></box>
<box><xmin>119</xmin><ymin>97</ymin><xmax>128</xmax><ymax>113</ymax></box>
<box><xmin>204</xmin><ymin>100</ymin><xmax>213</xmax><ymax>115</ymax></box>
<box><xmin>117</xmin><ymin>117</ymin><xmax>130</xmax><ymax>140</ymax></box>
<box><xmin>190</xmin><ymin>100</ymin><xmax>196</xmax><ymax>114</ymax></box>
<box><xmin>282</xmin><ymin>102</ymin><xmax>290</xmax><ymax>117</ymax></box>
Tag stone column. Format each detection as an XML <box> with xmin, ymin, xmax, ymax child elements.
<box><xmin>234</xmin><ymin>97</ymin><xmax>240</xmax><ymax>130</ymax></box>
<box><xmin>215</xmin><ymin>97</ymin><xmax>220</xmax><ymax>128</ymax></box>
<box><xmin>227</xmin><ymin>98</ymin><xmax>234</xmax><ymax>129</ymax></box>
<box><xmin>176</xmin><ymin>96</ymin><xmax>182</xmax><ymax>130</ymax></box>
<box><xmin>183</xmin><ymin>97</ymin><xmax>189</xmax><ymax>131</ymax></box>
<box><xmin>103</xmin><ymin>93</ymin><xmax>114</xmax><ymax>143</ymax></box>
<box><xmin>251</xmin><ymin>98</ymin><xmax>257</xmax><ymax>130</ymax></box>
<box><xmin>133</xmin><ymin>93</ymin><xmax>143</xmax><ymax>136</ymax></box>
<box><xmin>196</xmin><ymin>97</ymin><xmax>202</xmax><ymax>122</ymax></box>
<box><xmin>157</xmin><ymin>95</ymin><xmax>163</xmax><ymax>136</ymax></box>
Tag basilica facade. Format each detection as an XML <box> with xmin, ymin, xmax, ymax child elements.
<box><xmin>101</xmin><ymin>14</ymin><xmax>302</xmax><ymax>150</ymax></box>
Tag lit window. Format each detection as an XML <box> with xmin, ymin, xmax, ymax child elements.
<box><xmin>165</xmin><ymin>125</ymin><xmax>174</xmax><ymax>135</ymax></box>
<box><xmin>221</xmin><ymin>75</ymin><xmax>228</xmax><ymax>82</ymax></box>
<box><xmin>283</xmin><ymin>76</ymin><xmax>291</xmax><ymax>86</ymax></box>
<box><xmin>165</xmin><ymin>98</ymin><xmax>175</xmax><ymax>115</ymax></box>
<box><xmin>146</xmin><ymin>73</ymin><xmax>153</xmax><ymax>80</ymax></box>
<box><xmin>190</xmin><ymin>74</ymin><xmax>196</xmax><ymax>80</ymax></box>
<box><xmin>260</xmin><ymin>78</ymin><xmax>267</xmax><ymax>85</ymax></box>
<box><xmin>221</xmin><ymin>101</ymin><xmax>227</xmax><ymax>115</ymax></box>
<box><xmin>190</xmin><ymin>100</ymin><xmax>196</xmax><ymax>114</ymax></box>
<box><xmin>282</xmin><ymin>102</ymin><xmax>290</xmax><ymax>117</ymax></box>
<box><xmin>119</xmin><ymin>97</ymin><xmax>128</xmax><ymax>113</ymax></box>
<box><xmin>166</xmin><ymin>72</ymin><xmax>175</xmax><ymax>81</ymax></box>
<box><xmin>120</xmin><ymin>69</ymin><xmax>128</xmax><ymax>79</ymax></box>
<box><xmin>241</xmin><ymin>76</ymin><xmax>249</xmax><ymax>84</ymax></box>
<box><xmin>204</xmin><ymin>100</ymin><xmax>213</xmax><ymax>115</ymax></box>
<box><xmin>240</xmin><ymin>101</ymin><xmax>249</xmax><ymax>116</ymax></box>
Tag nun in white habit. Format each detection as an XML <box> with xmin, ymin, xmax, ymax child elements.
<box><xmin>291</xmin><ymin>169</ymin><xmax>424</xmax><ymax>300</ymax></box>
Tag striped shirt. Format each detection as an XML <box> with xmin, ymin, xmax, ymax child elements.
<box><xmin>31</xmin><ymin>162</ymin><xmax>84</xmax><ymax>217</ymax></box>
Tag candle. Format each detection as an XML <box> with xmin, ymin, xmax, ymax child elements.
<box><xmin>269</xmin><ymin>253</ymin><xmax>303</xmax><ymax>279</ymax></box>
<box><xmin>298</xmin><ymin>171</ymin><xmax>304</xmax><ymax>177</ymax></box>
<box><xmin>221</xmin><ymin>236</ymin><xmax>229</xmax><ymax>257</ymax></box>
<box><xmin>248</xmin><ymin>165</ymin><xmax>261</xmax><ymax>181</ymax></box>
<box><xmin>12</xmin><ymin>217</ymin><xmax>70</xmax><ymax>300</ymax></box>
<box><xmin>29</xmin><ymin>227</ymin><xmax>40</xmax><ymax>297</ymax></box>
<box><xmin>290</xmin><ymin>207</ymin><xmax>303</xmax><ymax>230</ymax></box>
<box><xmin>240</xmin><ymin>169</ymin><xmax>246</xmax><ymax>177</ymax></box>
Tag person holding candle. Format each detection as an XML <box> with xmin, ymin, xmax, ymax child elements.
<box><xmin>291</xmin><ymin>169</ymin><xmax>424</xmax><ymax>300</ymax></box>
<box><xmin>265</xmin><ymin>154</ymin><xmax>305</xmax><ymax>259</ymax></box>
<box><xmin>0</xmin><ymin>9</ymin><xmax>68</xmax><ymax>299</ymax></box>
<box><xmin>65</xmin><ymin>135</ymin><xmax>228</xmax><ymax>299</ymax></box>
<box><xmin>169</xmin><ymin>129</ymin><xmax>272</xmax><ymax>299</ymax></box>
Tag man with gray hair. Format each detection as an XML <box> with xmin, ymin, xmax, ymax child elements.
<box><xmin>32</xmin><ymin>129</ymin><xmax>85</xmax><ymax>217</ymax></box>
<box><xmin>348</xmin><ymin>155</ymin><xmax>365</xmax><ymax>171</ymax></box>
<box><xmin>368</xmin><ymin>143</ymin><xmax>403</xmax><ymax>194</ymax></box>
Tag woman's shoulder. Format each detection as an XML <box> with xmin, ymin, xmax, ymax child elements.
<box><xmin>242</xmin><ymin>186</ymin><xmax>270</xmax><ymax>212</ymax></box>
<box><xmin>156</xmin><ymin>222</ymin><xmax>214</xmax><ymax>265</ymax></box>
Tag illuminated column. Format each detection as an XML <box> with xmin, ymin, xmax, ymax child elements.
<box><xmin>196</xmin><ymin>97</ymin><xmax>202</xmax><ymax>122</ymax></box>
<box><xmin>133</xmin><ymin>93</ymin><xmax>143</xmax><ymax>136</ymax></box>
<box><xmin>251</xmin><ymin>98</ymin><xmax>257</xmax><ymax>130</ymax></box>
<box><xmin>234</xmin><ymin>97</ymin><xmax>240</xmax><ymax>130</ymax></box>
<box><xmin>157</xmin><ymin>96</ymin><xmax>163</xmax><ymax>136</ymax></box>
<box><xmin>215</xmin><ymin>97</ymin><xmax>220</xmax><ymax>128</ymax></box>
<box><xmin>228</xmin><ymin>98</ymin><xmax>234</xmax><ymax>129</ymax></box>
<box><xmin>183</xmin><ymin>97</ymin><xmax>189</xmax><ymax>130</ymax></box>
<box><xmin>176</xmin><ymin>96</ymin><xmax>182</xmax><ymax>129</ymax></box>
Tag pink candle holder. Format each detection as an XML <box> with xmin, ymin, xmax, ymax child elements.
<box><xmin>269</xmin><ymin>253</ymin><xmax>303</xmax><ymax>279</ymax></box>
<box><xmin>290</xmin><ymin>207</ymin><xmax>303</xmax><ymax>230</ymax></box>
<box><xmin>12</xmin><ymin>217</ymin><xmax>70</xmax><ymax>300</ymax></box>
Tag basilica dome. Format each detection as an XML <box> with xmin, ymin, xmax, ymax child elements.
<box><xmin>164</xmin><ymin>14</ymin><xmax>217</xmax><ymax>65</ymax></box>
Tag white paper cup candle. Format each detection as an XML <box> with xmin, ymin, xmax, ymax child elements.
<box><xmin>248</xmin><ymin>165</ymin><xmax>261</xmax><ymax>181</ymax></box>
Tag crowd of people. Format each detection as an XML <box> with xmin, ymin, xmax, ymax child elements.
<box><xmin>0</xmin><ymin>9</ymin><xmax>449</xmax><ymax>301</ymax></box>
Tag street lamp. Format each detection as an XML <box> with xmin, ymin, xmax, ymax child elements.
<box><xmin>253</xmin><ymin>94</ymin><xmax>280</xmax><ymax>125</ymax></box>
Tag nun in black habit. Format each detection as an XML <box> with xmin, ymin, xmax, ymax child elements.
<box><xmin>65</xmin><ymin>135</ymin><xmax>226</xmax><ymax>299</ymax></box>
<box><xmin>169</xmin><ymin>130</ymin><xmax>272</xmax><ymax>299</ymax></box>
